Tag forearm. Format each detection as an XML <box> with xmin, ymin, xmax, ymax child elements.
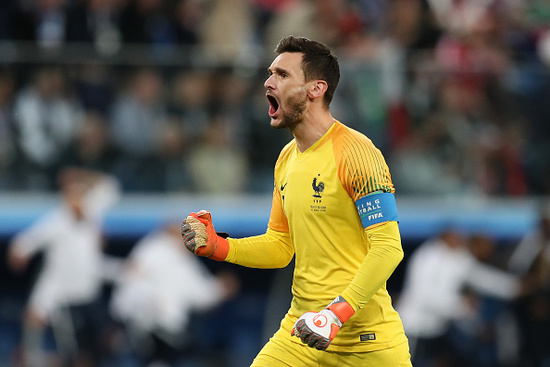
<box><xmin>340</xmin><ymin>221</ymin><xmax>404</xmax><ymax>311</ymax></box>
<box><xmin>467</xmin><ymin>262</ymin><xmax>521</xmax><ymax>299</ymax></box>
<box><xmin>225</xmin><ymin>228</ymin><xmax>294</xmax><ymax>269</ymax></box>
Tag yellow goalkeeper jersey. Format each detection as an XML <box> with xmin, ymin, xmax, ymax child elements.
<box><xmin>228</xmin><ymin>120</ymin><xmax>408</xmax><ymax>352</ymax></box>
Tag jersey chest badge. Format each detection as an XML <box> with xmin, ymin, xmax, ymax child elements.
<box><xmin>311</xmin><ymin>174</ymin><xmax>326</xmax><ymax>212</ymax></box>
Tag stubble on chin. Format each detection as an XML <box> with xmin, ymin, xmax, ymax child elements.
<box><xmin>271</xmin><ymin>93</ymin><xmax>307</xmax><ymax>130</ymax></box>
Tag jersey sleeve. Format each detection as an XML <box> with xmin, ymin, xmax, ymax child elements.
<box><xmin>335</xmin><ymin>130</ymin><xmax>398</xmax><ymax>229</ymax></box>
<box><xmin>226</xmin><ymin>228</ymin><xmax>294</xmax><ymax>268</ymax></box>
<box><xmin>336</xmin><ymin>131</ymin><xmax>395</xmax><ymax>202</ymax></box>
<box><xmin>340</xmin><ymin>221</ymin><xmax>404</xmax><ymax>310</ymax></box>
<box><xmin>267</xmin><ymin>182</ymin><xmax>289</xmax><ymax>233</ymax></box>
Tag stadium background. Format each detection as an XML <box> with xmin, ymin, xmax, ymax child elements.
<box><xmin>1</xmin><ymin>0</ymin><xmax>550</xmax><ymax>366</ymax></box>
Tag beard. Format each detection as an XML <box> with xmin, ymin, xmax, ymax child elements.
<box><xmin>272</xmin><ymin>89</ymin><xmax>307</xmax><ymax>130</ymax></box>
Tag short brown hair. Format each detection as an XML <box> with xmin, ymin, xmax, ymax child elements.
<box><xmin>275</xmin><ymin>35</ymin><xmax>340</xmax><ymax>107</ymax></box>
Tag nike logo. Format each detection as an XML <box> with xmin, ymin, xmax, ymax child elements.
<box><xmin>280</xmin><ymin>183</ymin><xmax>287</xmax><ymax>191</ymax></box>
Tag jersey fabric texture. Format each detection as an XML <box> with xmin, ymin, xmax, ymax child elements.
<box><xmin>227</xmin><ymin>120</ymin><xmax>408</xmax><ymax>353</ymax></box>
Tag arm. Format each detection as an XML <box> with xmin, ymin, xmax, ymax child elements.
<box><xmin>8</xmin><ymin>210</ymin><xmax>60</xmax><ymax>272</ymax></box>
<box><xmin>181</xmin><ymin>210</ymin><xmax>294</xmax><ymax>268</ymax></box>
<box><xmin>465</xmin><ymin>260</ymin><xmax>521</xmax><ymax>300</ymax></box>
<box><xmin>340</xmin><ymin>220</ymin><xmax>404</xmax><ymax>310</ymax></box>
<box><xmin>225</xmin><ymin>228</ymin><xmax>294</xmax><ymax>269</ymax></box>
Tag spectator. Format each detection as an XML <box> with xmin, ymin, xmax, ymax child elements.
<box><xmin>109</xmin><ymin>67</ymin><xmax>167</xmax><ymax>191</ymax></box>
<box><xmin>397</xmin><ymin>228</ymin><xmax>530</xmax><ymax>367</ymax></box>
<box><xmin>64</xmin><ymin>0</ymin><xmax>123</xmax><ymax>55</ymax></box>
<box><xmin>168</xmin><ymin>69</ymin><xmax>212</xmax><ymax>142</ymax></box>
<box><xmin>72</xmin><ymin>62</ymin><xmax>116</xmax><ymax>115</ymax></box>
<box><xmin>210</xmin><ymin>70</ymin><xmax>254</xmax><ymax>147</ymax></box>
<box><xmin>172</xmin><ymin>0</ymin><xmax>205</xmax><ymax>47</ymax></box>
<box><xmin>7</xmin><ymin>168</ymin><xmax>121</xmax><ymax>367</ymax></box>
<box><xmin>58</xmin><ymin>111</ymin><xmax>119</xmax><ymax>174</ymax></box>
<box><xmin>119</xmin><ymin>0</ymin><xmax>177</xmax><ymax>49</ymax></box>
<box><xmin>199</xmin><ymin>0</ymin><xmax>257</xmax><ymax>67</ymax></box>
<box><xmin>389</xmin><ymin>114</ymin><xmax>471</xmax><ymax>197</ymax></box>
<box><xmin>12</xmin><ymin>66</ymin><xmax>84</xmax><ymax>191</ymax></box>
<box><xmin>110</xmin><ymin>222</ymin><xmax>238</xmax><ymax>366</ymax></box>
<box><xmin>155</xmin><ymin>116</ymin><xmax>192</xmax><ymax>192</ymax></box>
<box><xmin>33</xmin><ymin>0</ymin><xmax>69</xmax><ymax>50</ymax></box>
<box><xmin>188</xmin><ymin>115</ymin><xmax>250</xmax><ymax>194</ymax></box>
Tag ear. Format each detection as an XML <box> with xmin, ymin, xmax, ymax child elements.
<box><xmin>307</xmin><ymin>80</ymin><xmax>328</xmax><ymax>100</ymax></box>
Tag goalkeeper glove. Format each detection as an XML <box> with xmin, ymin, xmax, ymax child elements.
<box><xmin>180</xmin><ymin>210</ymin><xmax>229</xmax><ymax>261</ymax></box>
<box><xmin>291</xmin><ymin>296</ymin><xmax>355</xmax><ymax>350</ymax></box>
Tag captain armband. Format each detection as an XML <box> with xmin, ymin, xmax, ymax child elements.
<box><xmin>355</xmin><ymin>192</ymin><xmax>399</xmax><ymax>229</ymax></box>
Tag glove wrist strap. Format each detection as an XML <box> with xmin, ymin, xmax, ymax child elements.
<box><xmin>327</xmin><ymin>296</ymin><xmax>355</xmax><ymax>324</ymax></box>
<box><xmin>209</xmin><ymin>235</ymin><xmax>229</xmax><ymax>261</ymax></box>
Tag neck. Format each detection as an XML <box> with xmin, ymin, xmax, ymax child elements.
<box><xmin>291</xmin><ymin>110</ymin><xmax>334</xmax><ymax>152</ymax></box>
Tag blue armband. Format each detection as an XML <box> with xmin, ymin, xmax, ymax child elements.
<box><xmin>355</xmin><ymin>192</ymin><xmax>399</xmax><ymax>228</ymax></box>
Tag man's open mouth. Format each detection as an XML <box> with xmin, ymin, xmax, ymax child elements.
<box><xmin>267</xmin><ymin>94</ymin><xmax>279</xmax><ymax>117</ymax></box>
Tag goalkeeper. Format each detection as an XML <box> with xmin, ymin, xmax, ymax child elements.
<box><xmin>181</xmin><ymin>35</ymin><xmax>411</xmax><ymax>367</ymax></box>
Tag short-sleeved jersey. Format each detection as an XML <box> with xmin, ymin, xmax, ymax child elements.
<box><xmin>268</xmin><ymin>120</ymin><xmax>407</xmax><ymax>352</ymax></box>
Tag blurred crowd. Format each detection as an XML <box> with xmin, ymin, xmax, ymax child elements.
<box><xmin>0</xmin><ymin>0</ymin><xmax>549</xmax><ymax>196</ymax></box>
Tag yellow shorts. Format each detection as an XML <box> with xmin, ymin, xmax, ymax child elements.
<box><xmin>251</xmin><ymin>328</ymin><xmax>412</xmax><ymax>367</ymax></box>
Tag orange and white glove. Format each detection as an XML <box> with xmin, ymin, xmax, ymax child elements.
<box><xmin>291</xmin><ymin>296</ymin><xmax>355</xmax><ymax>350</ymax></box>
<box><xmin>180</xmin><ymin>210</ymin><xmax>229</xmax><ymax>261</ymax></box>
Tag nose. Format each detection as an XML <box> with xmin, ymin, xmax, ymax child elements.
<box><xmin>264</xmin><ymin>74</ymin><xmax>274</xmax><ymax>90</ymax></box>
